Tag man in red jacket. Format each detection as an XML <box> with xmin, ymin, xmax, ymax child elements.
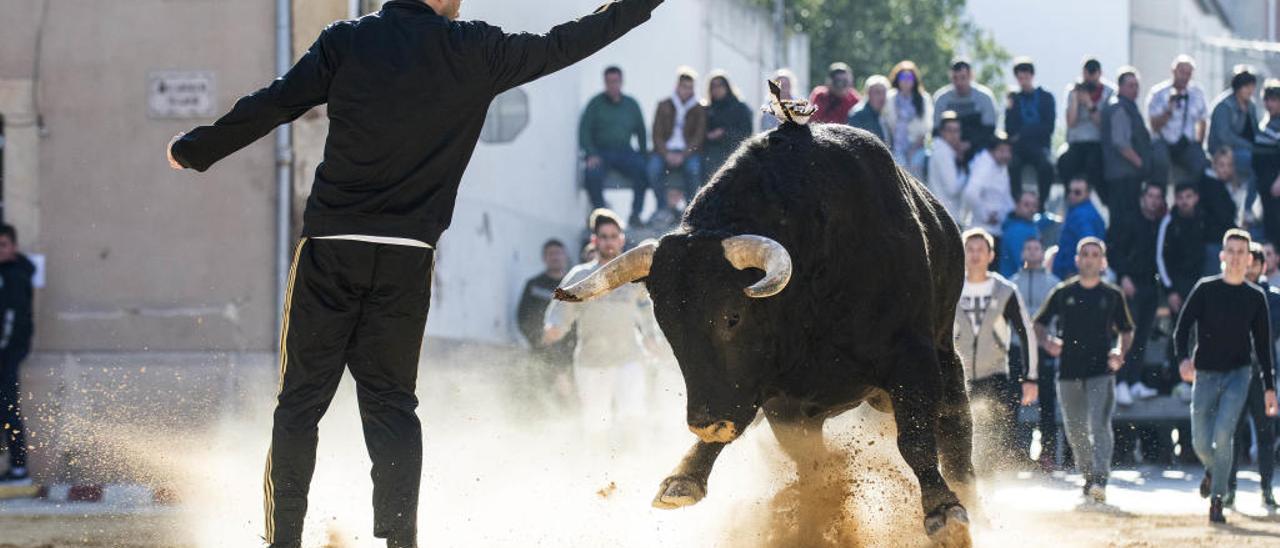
<box><xmin>809</xmin><ymin>62</ymin><xmax>861</xmax><ymax>124</ymax></box>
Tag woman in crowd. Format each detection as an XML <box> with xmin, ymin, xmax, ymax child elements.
<box><xmin>883</xmin><ymin>60</ymin><xmax>934</xmax><ymax>178</ymax></box>
<box><xmin>703</xmin><ymin>71</ymin><xmax>754</xmax><ymax>181</ymax></box>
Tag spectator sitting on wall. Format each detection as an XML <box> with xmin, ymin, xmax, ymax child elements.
<box><xmin>648</xmin><ymin>67</ymin><xmax>707</xmax><ymax>222</ymax></box>
<box><xmin>848</xmin><ymin>75</ymin><xmax>889</xmax><ymax>144</ymax></box>
<box><xmin>702</xmin><ymin>71</ymin><xmax>754</xmax><ymax>183</ymax></box>
<box><xmin>884</xmin><ymin>60</ymin><xmax>933</xmax><ymax>178</ymax></box>
<box><xmin>929</xmin><ymin>111</ymin><xmax>967</xmax><ymax>217</ymax></box>
<box><xmin>1005</xmin><ymin>57</ymin><xmax>1057</xmax><ymax>210</ymax></box>
<box><xmin>760</xmin><ymin>68</ymin><xmax>797</xmax><ymax>132</ymax></box>
<box><xmin>1207</xmin><ymin>65</ymin><xmax>1260</xmax><ymax>187</ymax></box>
<box><xmin>1059</xmin><ymin>57</ymin><xmax>1115</xmax><ymax>204</ymax></box>
<box><xmin>1157</xmin><ymin>182</ymin><xmax>1209</xmax><ymax>315</ymax></box>
<box><xmin>809</xmin><ymin>62</ymin><xmax>860</xmax><ymax>124</ymax></box>
<box><xmin>1201</xmin><ymin>147</ymin><xmax>1259</xmax><ymax>250</ymax></box>
<box><xmin>1000</xmin><ymin>190</ymin><xmax>1055</xmax><ymax>278</ymax></box>
<box><xmin>963</xmin><ymin>132</ymin><xmax>1017</xmax><ymax>245</ymax></box>
<box><xmin>933</xmin><ymin>58</ymin><xmax>998</xmax><ymax>160</ymax></box>
<box><xmin>1053</xmin><ymin>177</ymin><xmax>1106</xmax><ymax>281</ymax></box>
<box><xmin>0</xmin><ymin>224</ymin><xmax>35</xmax><ymax>487</ymax></box>
<box><xmin>1147</xmin><ymin>55</ymin><xmax>1209</xmax><ymax>186</ymax></box>
<box><xmin>516</xmin><ymin>239</ymin><xmax>577</xmax><ymax>408</ymax></box>
<box><xmin>580</xmin><ymin>66</ymin><xmax>652</xmax><ymax>228</ymax></box>
<box><xmin>1254</xmin><ymin>79</ymin><xmax>1280</xmax><ymax>247</ymax></box>
<box><xmin>1101</xmin><ymin>66</ymin><xmax>1152</xmax><ymax>221</ymax></box>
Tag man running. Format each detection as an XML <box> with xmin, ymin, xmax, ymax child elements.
<box><xmin>1226</xmin><ymin>242</ymin><xmax>1280</xmax><ymax>508</ymax></box>
<box><xmin>1034</xmin><ymin>237</ymin><xmax>1134</xmax><ymax>504</ymax></box>
<box><xmin>543</xmin><ymin>210</ymin><xmax>661</xmax><ymax>444</ymax></box>
<box><xmin>165</xmin><ymin>1</ymin><xmax>664</xmax><ymax>546</ymax></box>
<box><xmin>1175</xmin><ymin>229</ymin><xmax>1279</xmax><ymax>523</ymax></box>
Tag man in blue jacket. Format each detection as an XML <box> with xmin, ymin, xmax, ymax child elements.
<box><xmin>1053</xmin><ymin>177</ymin><xmax>1107</xmax><ymax>280</ymax></box>
<box><xmin>1005</xmin><ymin>58</ymin><xmax>1057</xmax><ymax>206</ymax></box>
<box><xmin>166</xmin><ymin>1</ymin><xmax>664</xmax><ymax>546</ymax></box>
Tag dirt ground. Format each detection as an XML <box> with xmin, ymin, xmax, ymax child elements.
<box><xmin>2</xmin><ymin>361</ymin><xmax>1278</xmax><ymax>547</ymax></box>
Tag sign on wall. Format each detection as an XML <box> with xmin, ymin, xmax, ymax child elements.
<box><xmin>147</xmin><ymin>71</ymin><xmax>217</xmax><ymax>119</ymax></box>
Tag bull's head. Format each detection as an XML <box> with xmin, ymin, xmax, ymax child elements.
<box><xmin>554</xmin><ymin>233</ymin><xmax>792</xmax><ymax>444</ymax></box>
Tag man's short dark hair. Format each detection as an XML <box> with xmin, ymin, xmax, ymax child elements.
<box><xmin>1117</xmin><ymin>67</ymin><xmax>1139</xmax><ymax>86</ymax></box>
<box><xmin>676</xmin><ymin>66</ymin><xmax>698</xmax><ymax>84</ymax></box>
<box><xmin>603</xmin><ymin>66</ymin><xmax>622</xmax><ymax>79</ymax></box>
<box><xmin>1023</xmin><ymin>235</ymin><xmax>1043</xmax><ymax>248</ymax></box>
<box><xmin>1231</xmin><ymin>65</ymin><xmax>1258</xmax><ymax>92</ymax></box>
<box><xmin>1265</xmin><ymin>79</ymin><xmax>1280</xmax><ymax>102</ymax></box>
<box><xmin>1175</xmin><ymin>181</ymin><xmax>1199</xmax><ymax>195</ymax></box>
<box><xmin>1012</xmin><ymin>57</ymin><xmax>1035</xmax><ymax>75</ymax></box>
<box><xmin>0</xmin><ymin>224</ymin><xmax>16</xmax><ymax>245</ymax></box>
<box><xmin>1077</xmin><ymin>236</ymin><xmax>1106</xmax><ymax>254</ymax></box>
<box><xmin>1224</xmin><ymin>227</ymin><xmax>1252</xmax><ymax>247</ymax></box>
<box><xmin>542</xmin><ymin>238</ymin><xmax>566</xmax><ymax>254</ymax></box>
<box><xmin>1142</xmin><ymin>181</ymin><xmax>1164</xmax><ymax>195</ymax></box>
<box><xmin>1082</xmin><ymin>57</ymin><xmax>1101</xmax><ymax>74</ymax></box>
<box><xmin>950</xmin><ymin>58</ymin><xmax>972</xmax><ymax>73</ymax></box>
<box><xmin>588</xmin><ymin>208</ymin><xmax>624</xmax><ymax>235</ymax></box>
<box><xmin>961</xmin><ymin>228</ymin><xmax>995</xmax><ymax>252</ymax></box>
<box><xmin>1250</xmin><ymin>241</ymin><xmax>1265</xmax><ymax>266</ymax></box>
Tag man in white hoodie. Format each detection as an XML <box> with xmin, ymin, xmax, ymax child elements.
<box><xmin>963</xmin><ymin>135</ymin><xmax>1017</xmax><ymax>244</ymax></box>
<box><xmin>929</xmin><ymin>111</ymin><xmax>967</xmax><ymax>218</ymax></box>
<box><xmin>956</xmin><ymin>228</ymin><xmax>1039</xmax><ymax>472</ymax></box>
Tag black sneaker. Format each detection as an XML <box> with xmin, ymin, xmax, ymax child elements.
<box><xmin>1210</xmin><ymin>495</ymin><xmax>1226</xmax><ymax>524</ymax></box>
<box><xmin>1199</xmin><ymin>472</ymin><xmax>1211</xmax><ymax>499</ymax></box>
<box><xmin>1224</xmin><ymin>489</ymin><xmax>1236</xmax><ymax>507</ymax></box>
<box><xmin>1264</xmin><ymin>490</ymin><xmax>1277</xmax><ymax>509</ymax></box>
<box><xmin>0</xmin><ymin>468</ymin><xmax>31</xmax><ymax>486</ymax></box>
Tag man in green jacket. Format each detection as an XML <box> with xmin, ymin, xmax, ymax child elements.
<box><xmin>581</xmin><ymin>66</ymin><xmax>651</xmax><ymax>227</ymax></box>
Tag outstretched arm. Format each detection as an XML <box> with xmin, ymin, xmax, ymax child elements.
<box><xmin>482</xmin><ymin>0</ymin><xmax>663</xmax><ymax>93</ymax></box>
<box><xmin>170</xmin><ymin>26</ymin><xmax>343</xmax><ymax>172</ymax></box>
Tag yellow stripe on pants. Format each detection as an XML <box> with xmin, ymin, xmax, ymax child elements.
<box><xmin>265</xmin><ymin>238</ymin><xmax>307</xmax><ymax>544</ymax></box>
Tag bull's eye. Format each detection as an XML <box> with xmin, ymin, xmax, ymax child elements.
<box><xmin>727</xmin><ymin>313</ymin><xmax>741</xmax><ymax>328</ymax></box>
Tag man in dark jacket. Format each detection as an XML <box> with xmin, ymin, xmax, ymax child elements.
<box><xmin>0</xmin><ymin>225</ymin><xmax>33</xmax><ymax>487</ymax></box>
<box><xmin>516</xmin><ymin>239</ymin><xmax>575</xmax><ymax>406</ymax></box>
<box><xmin>166</xmin><ymin>1</ymin><xmax>663</xmax><ymax>546</ymax></box>
<box><xmin>1005</xmin><ymin>58</ymin><xmax>1057</xmax><ymax>204</ymax></box>
<box><xmin>1107</xmin><ymin>183</ymin><xmax>1166</xmax><ymax>405</ymax></box>
<box><xmin>1158</xmin><ymin>182</ymin><xmax>1209</xmax><ymax>316</ymax></box>
<box><xmin>1102</xmin><ymin>67</ymin><xmax>1153</xmax><ymax>221</ymax></box>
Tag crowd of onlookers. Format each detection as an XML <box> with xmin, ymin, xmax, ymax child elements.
<box><xmin>514</xmin><ymin>53</ymin><xmax>1280</xmax><ymax>523</ymax></box>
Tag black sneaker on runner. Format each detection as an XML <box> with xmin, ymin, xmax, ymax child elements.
<box><xmin>1209</xmin><ymin>495</ymin><xmax>1226</xmax><ymax>524</ymax></box>
<box><xmin>1264</xmin><ymin>490</ymin><xmax>1277</xmax><ymax>509</ymax></box>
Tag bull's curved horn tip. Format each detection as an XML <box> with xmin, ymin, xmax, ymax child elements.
<box><xmin>553</xmin><ymin>288</ymin><xmax>583</xmax><ymax>302</ymax></box>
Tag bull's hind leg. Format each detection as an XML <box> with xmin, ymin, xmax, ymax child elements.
<box><xmin>653</xmin><ymin>441</ymin><xmax>725</xmax><ymax>509</ymax></box>
<box><xmin>764</xmin><ymin>397</ymin><xmax>829</xmax><ymax>471</ymax></box>
<box><xmin>891</xmin><ymin>338</ymin><xmax>971</xmax><ymax>548</ymax></box>
<box><xmin>935</xmin><ymin>347</ymin><xmax>979</xmax><ymax>514</ymax></box>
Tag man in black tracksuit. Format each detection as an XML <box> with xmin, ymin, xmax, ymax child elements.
<box><xmin>0</xmin><ymin>225</ymin><xmax>34</xmax><ymax>486</ymax></box>
<box><xmin>166</xmin><ymin>1</ymin><xmax>663</xmax><ymax>546</ymax></box>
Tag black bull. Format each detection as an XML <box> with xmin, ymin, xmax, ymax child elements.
<box><xmin>555</xmin><ymin>123</ymin><xmax>974</xmax><ymax>545</ymax></box>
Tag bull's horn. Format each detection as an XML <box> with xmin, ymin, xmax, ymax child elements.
<box><xmin>553</xmin><ymin>242</ymin><xmax>657</xmax><ymax>303</ymax></box>
<box><xmin>722</xmin><ymin>235</ymin><xmax>792</xmax><ymax>298</ymax></box>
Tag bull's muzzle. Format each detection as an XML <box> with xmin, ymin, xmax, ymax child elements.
<box><xmin>689</xmin><ymin>420</ymin><xmax>739</xmax><ymax>443</ymax></box>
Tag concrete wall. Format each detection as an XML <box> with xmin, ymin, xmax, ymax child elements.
<box><xmin>1130</xmin><ymin>0</ymin><xmax>1233</xmax><ymax>95</ymax></box>
<box><xmin>2</xmin><ymin>0</ymin><xmax>279</xmax><ymax>352</ymax></box>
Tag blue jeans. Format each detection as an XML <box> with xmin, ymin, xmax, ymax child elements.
<box><xmin>1191</xmin><ymin>366</ymin><xmax>1253</xmax><ymax>498</ymax></box>
<box><xmin>647</xmin><ymin>152</ymin><xmax>703</xmax><ymax>207</ymax></box>
<box><xmin>583</xmin><ymin>148</ymin><xmax>652</xmax><ymax>218</ymax></box>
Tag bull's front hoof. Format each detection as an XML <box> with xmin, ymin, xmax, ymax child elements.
<box><xmin>651</xmin><ymin>475</ymin><xmax>706</xmax><ymax>509</ymax></box>
<box><xmin>924</xmin><ymin>503</ymin><xmax>971</xmax><ymax>548</ymax></box>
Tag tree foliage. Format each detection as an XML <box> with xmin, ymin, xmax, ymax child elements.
<box><xmin>751</xmin><ymin>0</ymin><xmax>1010</xmax><ymax>93</ymax></box>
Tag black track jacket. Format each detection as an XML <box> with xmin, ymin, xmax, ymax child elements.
<box><xmin>172</xmin><ymin>0</ymin><xmax>662</xmax><ymax>245</ymax></box>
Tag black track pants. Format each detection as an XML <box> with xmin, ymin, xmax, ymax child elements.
<box><xmin>265</xmin><ymin>238</ymin><xmax>432</xmax><ymax>546</ymax></box>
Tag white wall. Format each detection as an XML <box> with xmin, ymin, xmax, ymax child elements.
<box><xmin>426</xmin><ymin>0</ymin><xmax>805</xmax><ymax>345</ymax></box>
<box><xmin>966</xmin><ymin>0</ymin><xmax>1131</xmax><ymax>129</ymax></box>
